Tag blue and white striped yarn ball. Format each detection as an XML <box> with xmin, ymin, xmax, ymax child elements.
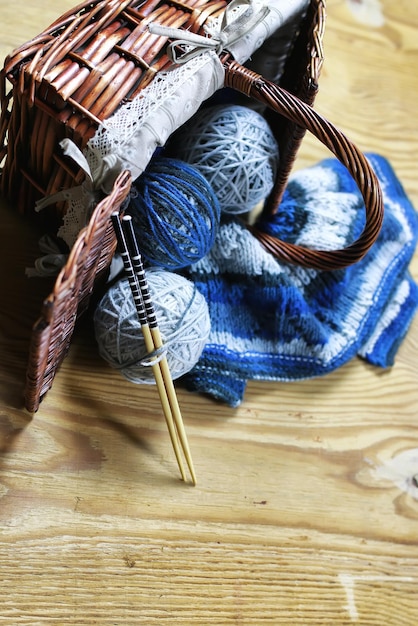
<box><xmin>173</xmin><ymin>104</ymin><xmax>279</xmax><ymax>215</ymax></box>
<box><xmin>127</xmin><ymin>157</ymin><xmax>221</xmax><ymax>270</ymax></box>
<box><xmin>94</xmin><ymin>269</ymin><xmax>211</xmax><ymax>384</ymax></box>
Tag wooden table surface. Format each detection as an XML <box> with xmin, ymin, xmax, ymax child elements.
<box><xmin>1</xmin><ymin>1</ymin><xmax>417</xmax><ymax>624</ymax></box>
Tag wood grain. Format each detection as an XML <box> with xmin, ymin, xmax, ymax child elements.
<box><xmin>1</xmin><ymin>1</ymin><xmax>418</xmax><ymax>624</ymax></box>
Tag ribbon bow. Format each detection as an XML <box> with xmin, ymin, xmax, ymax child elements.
<box><xmin>30</xmin><ymin>139</ymin><xmax>122</xmax><ymax>276</ymax></box>
<box><xmin>25</xmin><ymin>234</ymin><xmax>69</xmax><ymax>278</ymax></box>
<box><xmin>148</xmin><ymin>0</ymin><xmax>270</xmax><ymax>64</ymax></box>
<box><xmin>35</xmin><ymin>139</ymin><xmax>121</xmax><ymax>215</ymax></box>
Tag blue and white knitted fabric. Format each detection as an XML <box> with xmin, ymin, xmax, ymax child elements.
<box><xmin>183</xmin><ymin>154</ymin><xmax>418</xmax><ymax>406</ymax></box>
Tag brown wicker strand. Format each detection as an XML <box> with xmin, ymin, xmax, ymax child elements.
<box><xmin>24</xmin><ymin>169</ymin><xmax>132</xmax><ymax>413</ymax></box>
<box><xmin>261</xmin><ymin>0</ymin><xmax>326</xmax><ymax>214</ymax></box>
<box><xmin>32</xmin><ymin>1</ymin><xmax>133</xmax><ymax>86</ymax></box>
<box><xmin>224</xmin><ymin>59</ymin><xmax>384</xmax><ymax>270</ymax></box>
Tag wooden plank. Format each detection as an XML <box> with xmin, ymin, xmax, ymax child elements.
<box><xmin>0</xmin><ymin>1</ymin><xmax>417</xmax><ymax>624</ymax></box>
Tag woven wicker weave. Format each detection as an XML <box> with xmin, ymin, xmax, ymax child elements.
<box><xmin>0</xmin><ymin>0</ymin><xmax>383</xmax><ymax>412</ymax></box>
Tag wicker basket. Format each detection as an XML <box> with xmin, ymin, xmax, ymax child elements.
<box><xmin>0</xmin><ymin>0</ymin><xmax>383</xmax><ymax>412</ymax></box>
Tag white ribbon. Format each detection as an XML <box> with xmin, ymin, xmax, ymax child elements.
<box><xmin>148</xmin><ymin>0</ymin><xmax>271</xmax><ymax>64</ymax></box>
<box><xmin>25</xmin><ymin>234</ymin><xmax>68</xmax><ymax>278</ymax></box>
<box><xmin>35</xmin><ymin>138</ymin><xmax>122</xmax><ymax>214</ymax></box>
<box><xmin>30</xmin><ymin>139</ymin><xmax>123</xmax><ymax>276</ymax></box>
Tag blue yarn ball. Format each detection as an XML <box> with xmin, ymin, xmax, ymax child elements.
<box><xmin>172</xmin><ymin>104</ymin><xmax>279</xmax><ymax>215</ymax></box>
<box><xmin>127</xmin><ymin>157</ymin><xmax>221</xmax><ymax>270</ymax></box>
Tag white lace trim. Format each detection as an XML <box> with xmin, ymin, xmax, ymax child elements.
<box><xmin>85</xmin><ymin>52</ymin><xmax>224</xmax><ymax>181</ymax></box>
<box><xmin>58</xmin><ymin>53</ymin><xmax>224</xmax><ymax>246</ymax></box>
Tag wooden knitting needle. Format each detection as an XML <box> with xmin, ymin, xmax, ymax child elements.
<box><xmin>122</xmin><ymin>214</ymin><xmax>197</xmax><ymax>485</ymax></box>
<box><xmin>110</xmin><ymin>212</ymin><xmax>189</xmax><ymax>484</ymax></box>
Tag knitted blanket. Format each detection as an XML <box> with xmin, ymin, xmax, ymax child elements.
<box><xmin>183</xmin><ymin>154</ymin><xmax>418</xmax><ymax>406</ymax></box>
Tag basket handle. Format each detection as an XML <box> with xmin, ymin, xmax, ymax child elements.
<box><xmin>224</xmin><ymin>60</ymin><xmax>384</xmax><ymax>271</ymax></box>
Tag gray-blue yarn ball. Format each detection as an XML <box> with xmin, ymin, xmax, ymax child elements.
<box><xmin>94</xmin><ymin>270</ymin><xmax>211</xmax><ymax>384</ymax></box>
<box><xmin>173</xmin><ymin>104</ymin><xmax>279</xmax><ymax>214</ymax></box>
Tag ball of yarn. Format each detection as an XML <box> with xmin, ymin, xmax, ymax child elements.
<box><xmin>127</xmin><ymin>157</ymin><xmax>221</xmax><ymax>270</ymax></box>
<box><xmin>173</xmin><ymin>104</ymin><xmax>279</xmax><ymax>215</ymax></box>
<box><xmin>93</xmin><ymin>269</ymin><xmax>211</xmax><ymax>384</ymax></box>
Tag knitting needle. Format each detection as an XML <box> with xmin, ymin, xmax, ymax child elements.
<box><xmin>121</xmin><ymin>214</ymin><xmax>197</xmax><ymax>486</ymax></box>
<box><xmin>110</xmin><ymin>212</ymin><xmax>188</xmax><ymax>483</ymax></box>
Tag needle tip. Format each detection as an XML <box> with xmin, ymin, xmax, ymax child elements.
<box><xmin>190</xmin><ymin>469</ymin><xmax>197</xmax><ymax>486</ymax></box>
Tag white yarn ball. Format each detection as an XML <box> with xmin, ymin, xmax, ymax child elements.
<box><xmin>94</xmin><ymin>269</ymin><xmax>211</xmax><ymax>383</ymax></box>
<box><xmin>173</xmin><ymin>104</ymin><xmax>279</xmax><ymax>215</ymax></box>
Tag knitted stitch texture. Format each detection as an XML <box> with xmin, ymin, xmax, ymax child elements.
<box><xmin>183</xmin><ymin>154</ymin><xmax>418</xmax><ymax>406</ymax></box>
